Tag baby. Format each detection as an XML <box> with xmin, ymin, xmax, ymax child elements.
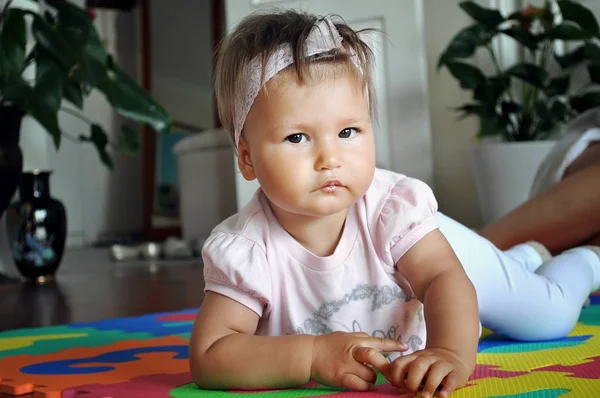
<box><xmin>189</xmin><ymin>10</ymin><xmax>600</xmax><ymax>397</ymax></box>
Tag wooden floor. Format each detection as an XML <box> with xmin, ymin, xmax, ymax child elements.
<box><xmin>0</xmin><ymin>247</ymin><xmax>205</xmax><ymax>331</ymax></box>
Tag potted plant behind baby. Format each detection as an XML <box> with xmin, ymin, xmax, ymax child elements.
<box><xmin>438</xmin><ymin>0</ymin><xmax>600</xmax><ymax>224</ymax></box>
<box><xmin>0</xmin><ymin>0</ymin><xmax>172</xmax><ymax>281</ymax></box>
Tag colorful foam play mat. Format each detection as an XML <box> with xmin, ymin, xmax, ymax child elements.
<box><xmin>1</xmin><ymin>296</ymin><xmax>600</xmax><ymax>397</ymax></box>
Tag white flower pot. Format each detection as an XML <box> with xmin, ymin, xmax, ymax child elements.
<box><xmin>469</xmin><ymin>138</ymin><xmax>556</xmax><ymax>225</ymax></box>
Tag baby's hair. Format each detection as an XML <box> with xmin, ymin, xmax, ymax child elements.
<box><xmin>214</xmin><ymin>9</ymin><xmax>377</xmax><ymax>145</ymax></box>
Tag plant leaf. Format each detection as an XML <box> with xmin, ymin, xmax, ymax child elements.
<box><xmin>545</xmin><ymin>75</ymin><xmax>570</xmax><ymax>96</ymax></box>
<box><xmin>585</xmin><ymin>42</ymin><xmax>600</xmax><ymax>61</ymax></box>
<box><xmin>570</xmin><ymin>91</ymin><xmax>600</xmax><ymax>113</ymax></box>
<box><xmin>506</xmin><ymin>62</ymin><xmax>548</xmax><ymax>88</ymax></box>
<box><xmin>536</xmin><ymin>119</ymin><xmax>556</xmax><ymax>134</ymax></box>
<box><xmin>80</xmin><ymin>124</ymin><xmax>114</xmax><ymax>169</ymax></box>
<box><xmin>26</xmin><ymin>49</ymin><xmax>64</xmax><ymax>149</ymax></box>
<box><xmin>474</xmin><ymin>75</ymin><xmax>510</xmax><ymax>105</ymax></box>
<box><xmin>1</xmin><ymin>74</ymin><xmax>33</xmax><ymax>110</ymax></box>
<box><xmin>478</xmin><ymin>113</ymin><xmax>505</xmax><ymax>138</ymax></box>
<box><xmin>437</xmin><ymin>24</ymin><xmax>491</xmax><ymax>67</ymax></box>
<box><xmin>0</xmin><ymin>41</ymin><xmax>9</xmax><ymax>84</ymax></box>
<box><xmin>535</xmin><ymin>100</ymin><xmax>552</xmax><ymax>122</ymax></box>
<box><xmin>515</xmin><ymin>112</ymin><xmax>536</xmax><ymax>141</ymax></box>
<box><xmin>554</xmin><ymin>46</ymin><xmax>585</xmax><ymax>68</ymax></box>
<box><xmin>22</xmin><ymin>45</ymin><xmax>40</xmax><ymax>72</ymax></box>
<box><xmin>73</xmin><ymin>56</ymin><xmax>108</xmax><ymax>88</ymax></box>
<box><xmin>83</xmin><ymin>23</ymin><xmax>109</xmax><ymax>64</ymax></box>
<box><xmin>453</xmin><ymin>101</ymin><xmax>511</xmax><ymax>138</ymax></box>
<box><xmin>53</xmin><ymin>0</ymin><xmax>93</xmax><ymax>52</ymax></box>
<box><xmin>116</xmin><ymin>124</ymin><xmax>140</xmax><ymax>154</ymax></box>
<box><xmin>99</xmin><ymin>66</ymin><xmax>171</xmax><ymax>133</ymax></box>
<box><xmin>43</xmin><ymin>10</ymin><xmax>55</xmax><ymax>25</ymax></box>
<box><xmin>445</xmin><ymin>61</ymin><xmax>486</xmax><ymax>90</ymax></box>
<box><xmin>548</xmin><ymin>23</ymin><xmax>594</xmax><ymax>40</ymax></box>
<box><xmin>70</xmin><ymin>23</ymin><xmax>110</xmax><ymax>87</ymax></box>
<box><xmin>557</xmin><ymin>0</ymin><xmax>599</xmax><ymax>36</ymax></box>
<box><xmin>459</xmin><ymin>1</ymin><xmax>505</xmax><ymax>29</ymax></box>
<box><xmin>588</xmin><ymin>63</ymin><xmax>600</xmax><ymax>84</ymax></box>
<box><xmin>31</xmin><ymin>13</ymin><xmax>78</xmax><ymax>71</ymax></box>
<box><xmin>62</xmin><ymin>78</ymin><xmax>84</xmax><ymax>108</ymax></box>
<box><xmin>501</xmin><ymin>101</ymin><xmax>520</xmax><ymax>114</ymax></box>
<box><xmin>0</xmin><ymin>8</ymin><xmax>27</xmax><ymax>74</ymax></box>
<box><xmin>453</xmin><ymin>102</ymin><xmax>505</xmax><ymax>138</ymax></box>
<box><xmin>452</xmin><ymin>103</ymin><xmax>485</xmax><ymax>120</ymax></box>
<box><xmin>535</xmin><ymin>100</ymin><xmax>557</xmax><ymax>133</ymax></box>
<box><xmin>501</xmin><ymin>27</ymin><xmax>539</xmax><ymax>51</ymax></box>
<box><xmin>35</xmin><ymin>56</ymin><xmax>64</xmax><ymax>112</ymax></box>
<box><xmin>550</xmin><ymin>100</ymin><xmax>568</xmax><ymax>122</ymax></box>
<box><xmin>29</xmin><ymin>96</ymin><xmax>62</xmax><ymax>149</ymax></box>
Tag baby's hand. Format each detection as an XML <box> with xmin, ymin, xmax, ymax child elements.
<box><xmin>380</xmin><ymin>347</ymin><xmax>470</xmax><ymax>397</ymax></box>
<box><xmin>310</xmin><ymin>331</ymin><xmax>407</xmax><ymax>391</ymax></box>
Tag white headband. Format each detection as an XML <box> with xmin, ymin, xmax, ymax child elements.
<box><xmin>233</xmin><ymin>17</ymin><xmax>363</xmax><ymax>148</ymax></box>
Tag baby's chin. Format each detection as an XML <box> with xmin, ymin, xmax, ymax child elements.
<box><xmin>296</xmin><ymin>198</ymin><xmax>359</xmax><ymax>218</ymax></box>
<box><xmin>267</xmin><ymin>200</ymin><xmax>346</xmax><ymax>218</ymax></box>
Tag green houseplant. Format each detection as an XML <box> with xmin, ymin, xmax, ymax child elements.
<box><xmin>438</xmin><ymin>0</ymin><xmax>600</xmax><ymax>142</ymax></box>
<box><xmin>436</xmin><ymin>0</ymin><xmax>600</xmax><ymax>225</ymax></box>
<box><xmin>0</xmin><ymin>0</ymin><xmax>172</xmax><ymax>219</ymax></box>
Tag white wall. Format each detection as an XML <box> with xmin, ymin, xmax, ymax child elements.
<box><xmin>424</xmin><ymin>0</ymin><xmax>483</xmax><ymax>228</ymax></box>
<box><xmin>61</xmin><ymin>4</ymin><xmax>144</xmax><ymax>244</ymax></box>
<box><xmin>149</xmin><ymin>0</ymin><xmax>214</xmax><ymax>130</ymax></box>
<box><xmin>424</xmin><ymin>0</ymin><xmax>520</xmax><ymax>229</ymax></box>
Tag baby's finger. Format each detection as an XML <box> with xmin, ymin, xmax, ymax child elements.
<box><xmin>405</xmin><ymin>357</ymin><xmax>435</xmax><ymax>392</ymax></box>
<box><xmin>353</xmin><ymin>346</ymin><xmax>389</xmax><ymax>372</ymax></box>
<box><xmin>388</xmin><ymin>355</ymin><xmax>414</xmax><ymax>388</ymax></box>
<box><xmin>348</xmin><ymin>361</ymin><xmax>378</xmax><ymax>385</ymax></box>
<box><xmin>340</xmin><ymin>372</ymin><xmax>373</xmax><ymax>392</ymax></box>
<box><xmin>439</xmin><ymin>371</ymin><xmax>460</xmax><ymax>397</ymax></box>
<box><xmin>421</xmin><ymin>362</ymin><xmax>451</xmax><ymax>398</ymax></box>
<box><xmin>364</xmin><ymin>336</ymin><xmax>408</xmax><ymax>353</ymax></box>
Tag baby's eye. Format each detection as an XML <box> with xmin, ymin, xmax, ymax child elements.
<box><xmin>339</xmin><ymin>128</ymin><xmax>358</xmax><ymax>139</ymax></box>
<box><xmin>285</xmin><ymin>133</ymin><xmax>306</xmax><ymax>144</ymax></box>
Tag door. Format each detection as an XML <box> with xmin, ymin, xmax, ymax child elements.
<box><xmin>225</xmin><ymin>0</ymin><xmax>434</xmax><ymax>209</ymax></box>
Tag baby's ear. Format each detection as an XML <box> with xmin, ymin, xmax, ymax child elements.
<box><xmin>237</xmin><ymin>136</ymin><xmax>256</xmax><ymax>181</ymax></box>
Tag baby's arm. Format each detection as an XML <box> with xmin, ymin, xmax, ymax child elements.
<box><xmin>388</xmin><ymin>229</ymin><xmax>480</xmax><ymax>396</ymax></box>
<box><xmin>399</xmin><ymin>229</ymin><xmax>479</xmax><ymax>365</ymax></box>
<box><xmin>189</xmin><ymin>291</ymin><xmax>406</xmax><ymax>391</ymax></box>
<box><xmin>189</xmin><ymin>291</ymin><xmax>314</xmax><ymax>389</ymax></box>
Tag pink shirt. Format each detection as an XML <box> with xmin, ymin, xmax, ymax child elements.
<box><xmin>202</xmin><ymin>168</ymin><xmax>439</xmax><ymax>354</ymax></box>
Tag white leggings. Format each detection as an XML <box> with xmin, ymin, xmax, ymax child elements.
<box><xmin>437</xmin><ymin>212</ymin><xmax>600</xmax><ymax>341</ymax></box>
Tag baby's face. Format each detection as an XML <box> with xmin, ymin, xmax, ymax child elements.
<box><xmin>239</xmin><ymin>67</ymin><xmax>376</xmax><ymax>219</ymax></box>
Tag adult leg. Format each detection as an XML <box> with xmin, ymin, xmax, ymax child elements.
<box><xmin>563</xmin><ymin>143</ymin><xmax>600</xmax><ymax>247</ymax></box>
<box><xmin>437</xmin><ymin>212</ymin><xmax>600</xmax><ymax>341</ymax></box>
<box><xmin>479</xmin><ymin>163</ymin><xmax>600</xmax><ymax>254</ymax></box>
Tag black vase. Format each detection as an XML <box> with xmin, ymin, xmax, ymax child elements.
<box><xmin>5</xmin><ymin>171</ymin><xmax>67</xmax><ymax>283</ymax></box>
<box><xmin>0</xmin><ymin>105</ymin><xmax>24</xmax><ymax>220</ymax></box>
